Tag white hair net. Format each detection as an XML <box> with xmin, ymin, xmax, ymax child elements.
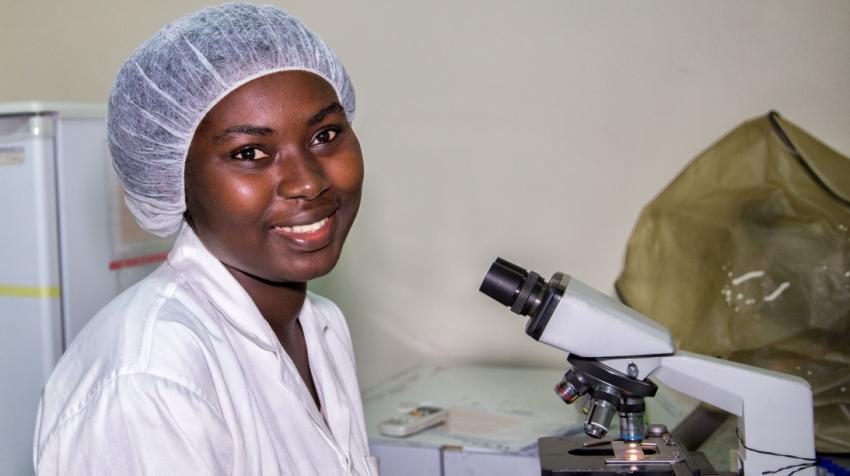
<box><xmin>107</xmin><ymin>2</ymin><xmax>355</xmax><ymax>237</ymax></box>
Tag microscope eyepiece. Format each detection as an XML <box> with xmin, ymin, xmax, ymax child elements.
<box><xmin>479</xmin><ymin>258</ymin><xmax>528</xmax><ymax>308</ymax></box>
<box><xmin>480</xmin><ymin>257</ymin><xmax>568</xmax><ymax>340</ymax></box>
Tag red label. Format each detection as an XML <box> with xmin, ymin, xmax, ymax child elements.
<box><xmin>109</xmin><ymin>252</ymin><xmax>168</xmax><ymax>271</ymax></box>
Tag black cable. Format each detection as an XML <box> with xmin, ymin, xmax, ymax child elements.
<box><xmin>763</xmin><ymin>461</ymin><xmax>819</xmax><ymax>476</ymax></box>
<box><xmin>735</xmin><ymin>428</ymin><xmax>820</xmax><ymax>475</ymax></box>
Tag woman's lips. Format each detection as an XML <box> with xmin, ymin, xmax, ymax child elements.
<box><xmin>270</xmin><ymin>211</ymin><xmax>336</xmax><ymax>250</ymax></box>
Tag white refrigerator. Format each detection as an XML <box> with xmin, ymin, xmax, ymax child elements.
<box><xmin>0</xmin><ymin>103</ymin><xmax>171</xmax><ymax>474</ymax></box>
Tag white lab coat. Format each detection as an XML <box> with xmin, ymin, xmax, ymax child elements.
<box><xmin>33</xmin><ymin>224</ymin><xmax>378</xmax><ymax>475</ymax></box>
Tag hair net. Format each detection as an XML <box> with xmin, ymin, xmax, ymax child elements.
<box><xmin>107</xmin><ymin>2</ymin><xmax>355</xmax><ymax>237</ymax></box>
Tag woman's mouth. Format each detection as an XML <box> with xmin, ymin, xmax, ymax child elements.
<box><xmin>270</xmin><ymin>210</ymin><xmax>337</xmax><ymax>250</ymax></box>
<box><xmin>275</xmin><ymin>216</ymin><xmax>329</xmax><ymax>234</ymax></box>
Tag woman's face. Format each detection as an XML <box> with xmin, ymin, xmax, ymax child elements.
<box><xmin>185</xmin><ymin>70</ymin><xmax>363</xmax><ymax>283</ymax></box>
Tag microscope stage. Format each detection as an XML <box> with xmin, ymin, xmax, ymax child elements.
<box><xmin>538</xmin><ymin>435</ymin><xmax>722</xmax><ymax>476</ymax></box>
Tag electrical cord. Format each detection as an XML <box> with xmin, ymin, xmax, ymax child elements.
<box><xmin>736</xmin><ymin>428</ymin><xmax>820</xmax><ymax>476</ymax></box>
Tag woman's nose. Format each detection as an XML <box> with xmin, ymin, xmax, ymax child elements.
<box><xmin>276</xmin><ymin>148</ymin><xmax>331</xmax><ymax>200</ymax></box>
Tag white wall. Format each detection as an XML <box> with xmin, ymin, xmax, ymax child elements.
<box><xmin>3</xmin><ymin>0</ymin><xmax>849</xmax><ymax>387</ymax></box>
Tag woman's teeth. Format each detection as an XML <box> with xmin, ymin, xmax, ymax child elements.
<box><xmin>277</xmin><ymin>217</ymin><xmax>329</xmax><ymax>234</ymax></box>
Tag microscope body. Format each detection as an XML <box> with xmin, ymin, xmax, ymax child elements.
<box><xmin>480</xmin><ymin>258</ymin><xmax>816</xmax><ymax>476</ymax></box>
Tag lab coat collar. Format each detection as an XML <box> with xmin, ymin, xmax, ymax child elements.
<box><xmin>302</xmin><ymin>300</ymin><xmax>351</xmax><ymax>457</ymax></box>
<box><xmin>167</xmin><ymin>223</ymin><xmax>330</xmax><ymax>353</ymax></box>
<box><xmin>167</xmin><ymin>224</ymin><xmax>346</xmax><ymax>452</ymax></box>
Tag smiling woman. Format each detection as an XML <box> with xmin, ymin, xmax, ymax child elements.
<box><xmin>32</xmin><ymin>4</ymin><xmax>375</xmax><ymax>476</ymax></box>
<box><xmin>185</xmin><ymin>71</ymin><xmax>364</xmax><ymax>410</ymax></box>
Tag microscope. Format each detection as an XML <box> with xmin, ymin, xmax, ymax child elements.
<box><xmin>480</xmin><ymin>258</ymin><xmax>817</xmax><ymax>476</ymax></box>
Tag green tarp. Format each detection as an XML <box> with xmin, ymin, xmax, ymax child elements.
<box><xmin>616</xmin><ymin>112</ymin><xmax>850</xmax><ymax>453</ymax></box>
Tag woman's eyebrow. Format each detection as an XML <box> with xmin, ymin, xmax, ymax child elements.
<box><xmin>212</xmin><ymin>125</ymin><xmax>275</xmax><ymax>145</ymax></box>
<box><xmin>308</xmin><ymin>102</ymin><xmax>344</xmax><ymax>126</ymax></box>
<box><xmin>210</xmin><ymin>102</ymin><xmax>342</xmax><ymax>144</ymax></box>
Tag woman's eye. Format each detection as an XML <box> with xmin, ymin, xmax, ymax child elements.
<box><xmin>311</xmin><ymin>126</ymin><xmax>341</xmax><ymax>146</ymax></box>
<box><xmin>231</xmin><ymin>147</ymin><xmax>269</xmax><ymax>161</ymax></box>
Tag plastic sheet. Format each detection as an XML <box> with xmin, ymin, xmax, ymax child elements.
<box><xmin>616</xmin><ymin>112</ymin><xmax>850</xmax><ymax>453</ymax></box>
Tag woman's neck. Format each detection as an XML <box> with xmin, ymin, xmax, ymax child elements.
<box><xmin>224</xmin><ymin>263</ymin><xmax>307</xmax><ymax>336</ymax></box>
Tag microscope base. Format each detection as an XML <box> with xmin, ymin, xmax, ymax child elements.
<box><xmin>539</xmin><ymin>435</ymin><xmax>726</xmax><ymax>476</ymax></box>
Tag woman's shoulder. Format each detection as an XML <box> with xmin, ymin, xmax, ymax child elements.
<box><xmin>39</xmin><ymin>265</ymin><xmax>225</xmax><ymax>433</ymax></box>
<box><xmin>61</xmin><ymin>264</ymin><xmax>216</xmax><ymax>366</ymax></box>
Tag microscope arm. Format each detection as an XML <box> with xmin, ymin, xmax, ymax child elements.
<box><xmin>601</xmin><ymin>352</ymin><xmax>816</xmax><ymax>476</ymax></box>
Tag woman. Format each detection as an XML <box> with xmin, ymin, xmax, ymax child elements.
<box><xmin>33</xmin><ymin>4</ymin><xmax>376</xmax><ymax>475</ymax></box>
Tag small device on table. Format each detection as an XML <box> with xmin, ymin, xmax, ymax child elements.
<box><xmin>378</xmin><ymin>406</ymin><xmax>449</xmax><ymax>437</ymax></box>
